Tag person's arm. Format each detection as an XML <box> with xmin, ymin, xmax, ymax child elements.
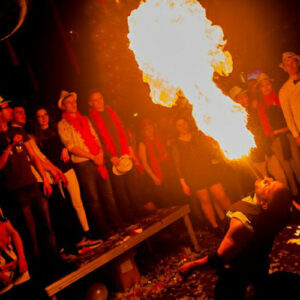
<box><xmin>0</xmin><ymin>134</ymin><xmax>24</xmax><ymax>170</ymax></box>
<box><xmin>29</xmin><ymin>137</ymin><xmax>67</xmax><ymax>184</ymax></box>
<box><xmin>170</xmin><ymin>143</ymin><xmax>190</xmax><ymax>195</ymax></box>
<box><xmin>279</xmin><ymin>87</ymin><xmax>300</xmax><ymax>144</ymax></box>
<box><xmin>6</xmin><ymin>220</ymin><xmax>28</xmax><ymax>274</ymax></box>
<box><xmin>24</xmin><ymin>141</ymin><xmax>52</xmax><ymax>197</ymax></box>
<box><xmin>58</xmin><ymin>120</ymin><xmax>102</xmax><ymax>165</ymax></box>
<box><xmin>138</xmin><ymin>142</ymin><xmax>161</xmax><ymax>185</ymax></box>
<box><xmin>180</xmin><ymin>218</ymin><xmax>252</xmax><ymax>272</ymax></box>
<box><xmin>0</xmin><ymin>144</ymin><xmax>13</xmax><ymax>170</ymax></box>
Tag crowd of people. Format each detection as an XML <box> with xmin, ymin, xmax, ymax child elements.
<box><xmin>0</xmin><ymin>50</ymin><xmax>299</xmax><ymax>297</ymax></box>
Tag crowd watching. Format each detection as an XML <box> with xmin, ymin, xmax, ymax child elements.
<box><xmin>0</xmin><ymin>50</ymin><xmax>300</xmax><ymax>295</ymax></box>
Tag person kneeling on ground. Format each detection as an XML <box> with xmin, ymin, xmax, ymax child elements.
<box><xmin>180</xmin><ymin>178</ymin><xmax>291</xmax><ymax>300</ymax></box>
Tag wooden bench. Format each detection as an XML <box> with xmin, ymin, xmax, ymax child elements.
<box><xmin>45</xmin><ymin>204</ymin><xmax>199</xmax><ymax>299</ymax></box>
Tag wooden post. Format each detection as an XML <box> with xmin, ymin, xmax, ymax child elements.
<box><xmin>183</xmin><ymin>214</ymin><xmax>200</xmax><ymax>252</ymax></box>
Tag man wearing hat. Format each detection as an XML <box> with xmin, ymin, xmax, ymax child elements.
<box><xmin>57</xmin><ymin>91</ymin><xmax>123</xmax><ymax>239</ymax></box>
<box><xmin>88</xmin><ymin>89</ymin><xmax>142</xmax><ymax>222</ymax></box>
<box><xmin>0</xmin><ymin>96</ymin><xmax>58</xmax><ymax>269</ymax></box>
<box><xmin>279</xmin><ymin>52</ymin><xmax>300</xmax><ymax>147</ymax></box>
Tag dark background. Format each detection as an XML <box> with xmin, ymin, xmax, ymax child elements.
<box><xmin>0</xmin><ymin>0</ymin><xmax>299</xmax><ymax>125</ymax></box>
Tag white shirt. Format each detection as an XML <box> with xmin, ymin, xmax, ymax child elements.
<box><xmin>279</xmin><ymin>79</ymin><xmax>300</xmax><ymax>138</ymax></box>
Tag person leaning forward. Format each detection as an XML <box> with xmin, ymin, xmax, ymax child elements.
<box><xmin>180</xmin><ymin>178</ymin><xmax>291</xmax><ymax>300</ymax></box>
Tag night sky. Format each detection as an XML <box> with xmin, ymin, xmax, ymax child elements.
<box><xmin>0</xmin><ymin>0</ymin><xmax>299</xmax><ymax>124</ymax></box>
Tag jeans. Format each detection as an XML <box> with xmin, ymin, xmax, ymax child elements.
<box><xmin>46</xmin><ymin>184</ymin><xmax>83</xmax><ymax>252</ymax></box>
<box><xmin>10</xmin><ymin>183</ymin><xmax>57</xmax><ymax>262</ymax></box>
<box><xmin>74</xmin><ymin>160</ymin><xmax>122</xmax><ymax>237</ymax></box>
<box><xmin>107</xmin><ymin>164</ymin><xmax>142</xmax><ymax>222</ymax></box>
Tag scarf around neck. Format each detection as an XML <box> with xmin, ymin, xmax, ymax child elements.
<box><xmin>62</xmin><ymin>111</ymin><xmax>108</xmax><ymax>179</ymax></box>
<box><xmin>90</xmin><ymin>107</ymin><xmax>130</xmax><ymax>158</ymax></box>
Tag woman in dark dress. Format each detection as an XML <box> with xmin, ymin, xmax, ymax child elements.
<box><xmin>34</xmin><ymin>108</ymin><xmax>91</xmax><ymax>237</ymax></box>
<box><xmin>171</xmin><ymin>118</ymin><xmax>231</xmax><ymax>233</ymax></box>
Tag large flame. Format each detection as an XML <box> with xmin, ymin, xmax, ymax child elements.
<box><xmin>128</xmin><ymin>0</ymin><xmax>255</xmax><ymax>159</ymax></box>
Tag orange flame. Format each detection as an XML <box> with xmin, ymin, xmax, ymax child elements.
<box><xmin>128</xmin><ymin>0</ymin><xmax>255</xmax><ymax>159</ymax></box>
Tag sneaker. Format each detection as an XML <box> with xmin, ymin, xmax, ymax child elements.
<box><xmin>76</xmin><ymin>237</ymin><xmax>103</xmax><ymax>249</ymax></box>
<box><xmin>59</xmin><ymin>248</ymin><xmax>78</xmax><ymax>262</ymax></box>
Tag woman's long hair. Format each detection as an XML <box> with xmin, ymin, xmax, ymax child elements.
<box><xmin>34</xmin><ymin>107</ymin><xmax>56</xmax><ymax>147</ymax></box>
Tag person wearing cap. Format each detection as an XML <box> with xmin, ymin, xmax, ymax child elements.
<box><xmin>0</xmin><ymin>97</ymin><xmax>58</xmax><ymax>270</ymax></box>
<box><xmin>180</xmin><ymin>178</ymin><xmax>292</xmax><ymax>299</ymax></box>
<box><xmin>88</xmin><ymin>89</ymin><xmax>143</xmax><ymax>222</ymax></box>
<box><xmin>278</xmin><ymin>52</ymin><xmax>300</xmax><ymax>147</ymax></box>
<box><xmin>57</xmin><ymin>91</ymin><xmax>122</xmax><ymax>239</ymax></box>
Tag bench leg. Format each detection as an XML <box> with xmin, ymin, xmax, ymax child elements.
<box><xmin>51</xmin><ymin>295</ymin><xmax>58</xmax><ymax>300</ymax></box>
<box><xmin>183</xmin><ymin>214</ymin><xmax>200</xmax><ymax>251</ymax></box>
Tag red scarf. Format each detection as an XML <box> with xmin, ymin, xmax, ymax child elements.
<box><xmin>62</xmin><ymin>112</ymin><xmax>108</xmax><ymax>179</ymax></box>
<box><xmin>258</xmin><ymin>92</ymin><xmax>281</xmax><ymax>137</ymax></box>
<box><xmin>144</xmin><ymin>136</ymin><xmax>168</xmax><ymax>181</ymax></box>
<box><xmin>90</xmin><ymin>107</ymin><xmax>130</xmax><ymax>157</ymax></box>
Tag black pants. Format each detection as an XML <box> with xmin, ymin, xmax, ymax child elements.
<box><xmin>46</xmin><ymin>184</ymin><xmax>84</xmax><ymax>253</ymax></box>
<box><xmin>10</xmin><ymin>184</ymin><xmax>57</xmax><ymax>263</ymax></box>
<box><xmin>215</xmin><ymin>264</ymin><xmax>269</xmax><ymax>300</ymax></box>
<box><xmin>108</xmin><ymin>164</ymin><xmax>143</xmax><ymax>222</ymax></box>
<box><xmin>74</xmin><ymin>161</ymin><xmax>122</xmax><ymax>238</ymax></box>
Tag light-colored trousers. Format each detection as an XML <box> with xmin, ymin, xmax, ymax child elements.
<box><xmin>64</xmin><ymin>168</ymin><xmax>90</xmax><ymax>232</ymax></box>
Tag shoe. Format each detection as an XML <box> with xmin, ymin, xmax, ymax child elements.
<box><xmin>77</xmin><ymin>246</ymin><xmax>95</xmax><ymax>255</ymax></box>
<box><xmin>76</xmin><ymin>237</ymin><xmax>103</xmax><ymax>249</ymax></box>
<box><xmin>59</xmin><ymin>248</ymin><xmax>78</xmax><ymax>262</ymax></box>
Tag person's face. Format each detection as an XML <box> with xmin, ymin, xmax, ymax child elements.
<box><xmin>283</xmin><ymin>58</ymin><xmax>300</xmax><ymax>76</ymax></box>
<box><xmin>0</xmin><ymin>103</ymin><xmax>13</xmax><ymax>122</ymax></box>
<box><xmin>259</xmin><ymin>79</ymin><xmax>273</xmax><ymax>97</ymax></box>
<box><xmin>255</xmin><ymin>177</ymin><xmax>280</xmax><ymax>210</ymax></box>
<box><xmin>36</xmin><ymin>109</ymin><xmax>49</xmax><ymax>128</ymax></box>
<box><xmin>247</xmin><ymin>80</ymin><xmax>257</xmax><ymax>95</ymax></box>
<box><xmin>236</xmin><ymin>92</ymin><xmax>249</xmax><ymax>108</ymax></box>
<box><xmin>176</xmin><ymin>119</ymin><xmax>189</xmax><ymax>135</ymax></box>
<box><xmin>144</xmin><ymin>123</ymin><xmax>154</xmax><ymax>138</ymax></box>
<box><xmin>62</xmin><ymin>95</ymin><xmax>77</xmax><ymax>113</ymax></box>
<box><xmin>89</xmin><ymin>92</ymin><xmax>105</xmax><ymax>111</ymax></box>
<box><xmin>13</xmin><ymin>107</ymin><xmax>26</xmax><ymax>126</ymax></box>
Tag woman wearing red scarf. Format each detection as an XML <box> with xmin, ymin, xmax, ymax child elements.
<box><xmin>256</xmin><ymin>73</ymin><xmax>300</xmax><ymax>197</ymax></box>
<box><xmin>88</xmin><ymin>90</ymin><xmax>143</xmax><ymax>222</ymax></box>
<box><xmin>138</xmin><ymin>118</ymin><xmax>177</xmax><ymax>209</ymax></box>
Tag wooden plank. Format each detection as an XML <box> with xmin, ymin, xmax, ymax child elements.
<box><xmin>46</xmin><ymin>205</ymin><xmax>191</xmax><ymax>297</ymax></box>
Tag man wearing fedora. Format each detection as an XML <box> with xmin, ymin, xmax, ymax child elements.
<box><xmin>57</xmin><ymin>91</ymin><xmax>123</xmax><ymax>239</ymax></box>
<box><xmin>88</xmin><ymin>89</ymin><xmax>142</xmax><ymax>222</ymax></box>
<box><xmin>279</xmin><ymin>52</ymin><xmax>300</xmax><ymax>147</ymax></box>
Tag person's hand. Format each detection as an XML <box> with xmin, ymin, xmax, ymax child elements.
<box><xmin>182</xmin><ymin>183</ymin><xmax>191</xmax><ymax>196</ymax></box>
<box><xmin>12</xmin><ymin>134</ymin><xmax>23</xmax><ymax>145</ymax></box>
<box><xmin>110</xmin><ymin>156</ymin><xmax>120</xmax><ymax>166</ymax></box>
<box><xmin>57</xmin><ymin>169</ymin><xmax>68</xmax><ymax>187</ymax></box>
<box><xmin>0</xmin><ymin>272</ymin><xmax>13</xmax><ymax>286</ymax></box>
<box><xmin>180</xmin><ymin>261</ymin><xmax>195</xmax><ymax>274</ymax></box>
<box><xmin>295</xmin><ymin>136</ymin><xmax>300</xmax><ymax>148</ymax></box>
<box><xmin>60</xmin><ymin>148</ymin><xmax>70</xmax><ymax>163</ymax></box>
<box><xmin>43</xmin><ymin>180</ymin><xmax>53</xmax><ymax>198</ymax></box>
<box><xmin>152</xmin><ymin>175</ymin><xmax>162</xmax><ymax>186</ymax></box>
<box><xmin>93</xmin><ymin>153</ymin><xmax>104</xmax><ymax>166</ymax></box>
<box><xmin>18</xmin><ymin>257</ymin><xmax>28</xmax><ymax>274</ymax></box>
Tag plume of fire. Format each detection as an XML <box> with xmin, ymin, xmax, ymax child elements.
<box><xmin>127</xmin><ymin>0</ymin><xmax>255</xmax><ymax>159</ymax></box>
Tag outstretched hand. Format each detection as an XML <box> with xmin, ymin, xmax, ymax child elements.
<box><xmin>179</xmin><ymin>261</ymin><xmax>195</xmax><ymax>274</ymax></box>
